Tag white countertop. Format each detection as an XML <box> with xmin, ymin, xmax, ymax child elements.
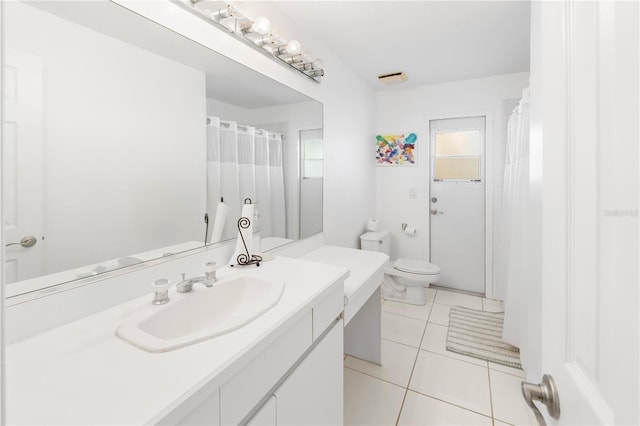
<box><xmin>6</xmin><ymin>256</ymin><xmax>348</xmax><ymax>425</ymax></box>
<box><xmin>300</xmin><ymin>246</ymin><xmax>388</xmax><ymax>324</ymax></box>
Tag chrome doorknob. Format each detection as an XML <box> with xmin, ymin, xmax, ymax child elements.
<box><xmin>521</xmin><ymin>374</ymin><xmax>560</xmax><ymax>425</ymax></box>
<box><xmin>5</xmin><ymin>236</ymin><xmax>37</xmax><ymax>248</ymax></box>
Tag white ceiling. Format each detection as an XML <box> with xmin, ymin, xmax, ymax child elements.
<box><xmin>272</xmin><ymin>1</ymin><xmax>531</xmax><ymax>90</ymax></box>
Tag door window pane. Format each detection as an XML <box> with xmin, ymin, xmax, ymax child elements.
<box><xmin>303</xmin><ymin>160</ymin><xmax>323</xmax><ymax>179</ymax></box>
<box><xmin>435</xmin><ymin>131</ymin><xmax>481</xmax><ymax>156</ymax></box>
<box><xmin>301</xmin><ymin>129</ymin><xmax>323</xmax><ymax>179</ymax></box>
<box><xmin>432</xmin><ymin>129</ymin><xmax>483</xmax><ymax>181</ymax></box>
<box><xmin>304</xmin><ymin>140</ymin><xmax>323</xmax><ymax>159</ymax></box>
<box><xmin>434</xmin><ymin>158</ymin><xmax>481</xmax><ymax>180</ymax></box>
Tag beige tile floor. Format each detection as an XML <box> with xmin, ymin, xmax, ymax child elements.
<box><xmin>344</xmin><ymin>288</ymin><xmax>536</xmax><ymax>425</ymax></box>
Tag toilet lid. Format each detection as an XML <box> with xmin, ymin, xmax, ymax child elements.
<box><xmin>394</xmin><ymin>258</ymin><xmax>440</xmax><ymax>275</ymax></box>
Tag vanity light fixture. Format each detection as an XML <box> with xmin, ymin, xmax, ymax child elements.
<box><xmin>178</xmin><ymin>1</ymin><xmax>324</xmax><ymax>82</ymax></box>
<box><xmin>242</xmin><ymin>16</ymin><xmax>271</xmax><ymax>35</ymax></box>
<box><xmin>285</xmin><ymin>40</ymin><xmax>302</xmax><ymax>55</ymax></box>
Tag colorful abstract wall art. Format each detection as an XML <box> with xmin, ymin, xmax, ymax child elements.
<box><xmin>376</xmin><ymin>133</ymin><xmax>417</xmax><ymax>165</ymax></box>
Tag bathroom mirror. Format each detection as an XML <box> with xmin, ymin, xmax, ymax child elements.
<box><xmin>2</xmin><ymin>1</ymin><xmax>322</xmax><ymax>299</ymax></box>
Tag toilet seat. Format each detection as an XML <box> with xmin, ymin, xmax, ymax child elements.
<box><xmin>394</xmin><ymin>258</ymin><xmax>440</xmax><ymax>275</ymax></box>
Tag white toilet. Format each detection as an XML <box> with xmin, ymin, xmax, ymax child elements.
<box><xmin>360</xmin><ymin>230</ymin><xmax>440</xmax><ymax>306</ymax></box>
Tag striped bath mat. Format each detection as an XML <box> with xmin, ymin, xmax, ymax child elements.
<box><xmin>446</xmin><ymin>306</ymin><xmax>522</xmax><ymax>369</ymax></box>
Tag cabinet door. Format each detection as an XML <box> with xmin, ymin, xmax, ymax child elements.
<box><xmin>173</xmin><ymin>389</ymin><xmax>220</xmax><ymax>426</ymax></box>
<box><xmin>275</xmin><ymin>321</ymin><xmax>343</xmax><ymax>425</ymax></box>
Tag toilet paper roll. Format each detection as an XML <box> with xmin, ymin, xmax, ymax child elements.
<box><xmin>230</xmin><ymin>202</ymin><xmax>255</xmax><ymax>265</ymax></box>
<box><xmin>404</xmin><ymin>226</ymin><xmax>416</xmax><ymax>236</ymax></box>
<box><xmin>367</xmin><ymin>218</ymin><xmax>380</xmax><ymax>232</ymax></box>
<box><xmin>210</xmin><ymin>201</ymin><xmax>230</xmax><ymax>244</ymax></box>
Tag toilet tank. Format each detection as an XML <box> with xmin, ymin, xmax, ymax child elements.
<box><xmin>360</xmin><ymin>231</ymin><xmax>391</xmax><ymax>256</ymax></box>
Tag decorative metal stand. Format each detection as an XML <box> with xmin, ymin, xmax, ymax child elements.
<box><xmin>230</xmin><ymin>199</ymin><xmax>262</xmax><ymax>267</ymax></box>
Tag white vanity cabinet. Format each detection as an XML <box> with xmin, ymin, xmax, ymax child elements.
<box><xmin>169</xmin><ymin>281</ymin><xmax>344</xmax><ymax>426</ymax></box>
<box><xmin>6</xmin><ymin>257</ymin><xmax>349</xmax><ymax>426</ymax></box>
<box><xmin>245</xmin><ymin>322</ymin><xmax>343</xmax><ymax>425</ymax></box>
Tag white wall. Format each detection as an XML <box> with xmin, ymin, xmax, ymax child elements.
<box><xmin>374</xmin><ymin>72</ymin><xmax>529</xmax><ymax>297</ymax></box>
<box><xmin>206</xmin><ymin>98</ymin><xmax>252</xmax><ymax>124</ymax></box>
<box><xmin>6</xmin><ymin>2</ymin><xmax>206</xmax><ymax>275</ymax></box>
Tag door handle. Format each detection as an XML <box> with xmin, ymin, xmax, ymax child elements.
<box><xmin>430</xmin><ymin>209</ymin><xmax>444</xmax><ymax>215</ymax></box>
<box><xmin>521</xmin><ymin>374</ymin><xmax>560</xmax><ymax>426</ymax></box>
<box><xmin>5</xmin><ymin>236</ymin><xmax>37</xmax><ymax>248</ymax></box>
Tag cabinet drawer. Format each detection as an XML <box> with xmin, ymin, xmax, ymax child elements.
<box><xmin>312</xmin><ymin>283</ymin><xmax>344</xmax><ymax>341</ymax></box>
<box><xmin>220</xmin><ymin>312</ymin><xmax>312</xmax><ymax>425</ymax></box>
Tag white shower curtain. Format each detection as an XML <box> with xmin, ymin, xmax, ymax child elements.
<box><xmin>219</xmin><ymin>121</ymin><xmax>241</xmax><ymax>241</ymax></box>
<box><xmin>206</xmin><ymin>117</ymin><xmax>286</xmax><ymax>243</ymax></box>
<box><xmin>500</xmin><ymin>89</ymin><xmax>531</xmax><ymax>360</ymax></box>
<box><xmin>237</xmin><ymin>125</ymin><xmax>256</xmax><ymax>205</ymax></box>
<box><xmin>206</xmin><ymin>117</ymin><xmax>221</xmax><ymax>243</ymax></box>
<box><xmin>268</xmin><ymin>132</ymin><xmax>286</xmax><ymax>238</ymax></box>
<box><xmin>254</xmin><ymin>130</ymin><xmax>272</xmax><ymax>237</ymax></box>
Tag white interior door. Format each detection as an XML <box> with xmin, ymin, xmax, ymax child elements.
<box><xmin>526</xmin><ymin>1</ymin><xmax>639</xmax><ymax>424</ymax></box>
<box><xmin>3</xmin><ymin>48</ymin><xmax>44</xmax><ymax>284</ymax></box>
<box><xmin>430</xmin><ymin>116</ymin><xmax>485</xmax><ymax>294</ymax></box>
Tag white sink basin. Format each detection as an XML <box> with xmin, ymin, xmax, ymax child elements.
<box><xmin>117</xmin><ymin>276</ymin><xmax>285</xmax><ymax>352</ymax></box>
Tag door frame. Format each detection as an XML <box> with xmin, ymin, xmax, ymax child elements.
<box><xmin>425</xmin><ymin>109</ymin><xmax>495</xmax><ymax>298</ymax></box>
<box><xmin>0</xmin><ymin>0</ymin><xmax>6</xmax><ymax>422</ymax></box>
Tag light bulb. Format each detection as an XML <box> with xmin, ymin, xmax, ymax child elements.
<box><xmin>229</xmin><ymin>4</ymin><xmax>246</xmax><ymax>19</ymax></box>
<box><xmin>271</xmin><ymin>31</ymin><xmax>286</xmax><ymax>46</ymax></box>
<box><xmin>251</xmin><ymin>17</ymin><xmax>271</xmax><ymax>35</ymax></box>
<box><xmin>312</xmin><ymin>58</ymin><xmax>324</xmax><ymax>69</ymax></box>
<box><xmin>286</xmin><ymin>40</ymin><xmax>302</xmax><ymax>55</ymax></box>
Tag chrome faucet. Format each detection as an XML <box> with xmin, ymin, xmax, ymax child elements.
<box><xmin>176</xmin><ymin>261</ymin><xmax>219</xmax><ymax>293</ymax></box>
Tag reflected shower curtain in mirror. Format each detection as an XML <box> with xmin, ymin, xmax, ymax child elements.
<box><xmin>255</xmin><ymin>130</ymin><xmax>272</xmax><ymax>237</ymax></box>
<box><xmin>237</xmin><ymin>126</ymin><xmax>256</xmax><ymax>204</ymax></box>
<box><xmin>498</xmin><ymin>89</ymin><xmax>531</xmax><ymax>370</ymax></box>
<box><xmin>268</xmin><ymin>132</ymin><xmax>286</xmax><ymax>238</ymax></box>
<box><xmin>206</xmin><ymin>117</ymin><xmax>222</xmax><ymax>243</ymax></box>
<box><xmin>206</xmin><ymin>117</ymin><xmax>286</xmax><ymax>244</ymax></box>
<box><xmin>219</xmin><ymin>121</ymin><xmax>241</xmax><ymax>241</ymax></box>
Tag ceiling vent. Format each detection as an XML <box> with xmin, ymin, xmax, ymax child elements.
<box><xmin>378</xmin><ymin>71</ymin><xmax>408</xmax><ymax>84</ymax></box>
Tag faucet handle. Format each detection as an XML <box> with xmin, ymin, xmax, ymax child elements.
<box><xmin>203</xmin><ymin>261</ymin><xmax>219</xmax><ymax>286</ymax></box>
<box><xmin>203</xmin><ymin>261</ymin><xmax>219</xmax><ymax>273</ymax></box>
<box><xmin>151</xmin><ymin>278</ymin><xmax>171</xmax><ymax>305</ymax></box>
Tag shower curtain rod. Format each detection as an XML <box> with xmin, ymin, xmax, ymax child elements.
<box><xmin>215</xmin><ymin>119</ymin><xmax>283</xmax><ymax>139</ymax></box>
